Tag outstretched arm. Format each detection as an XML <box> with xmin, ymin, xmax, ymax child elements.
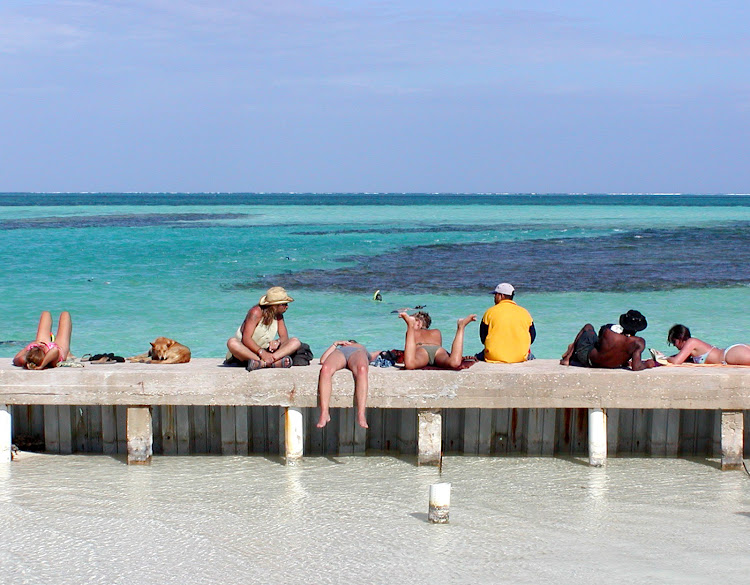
<box><xmin>667</xmin><ymin>338</ymin><xmax>702</xmax><ymax>364</ymax></box>
<box><xmin>12</xmin><ymin>349</ymin><xmax>27</xmax><ymax>368</ymax></box>
<box><xmin>630</xmin><ymin>338</ymin><xmax>648</xmax><ymax>371</ymax></box>
<box><xmin>319</xmin><ymin>341</ymin><xmax>350</xmax><ymax>364</ymax></box>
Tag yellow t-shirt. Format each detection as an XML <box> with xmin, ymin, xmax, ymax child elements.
<box><xmin>481</xmin><ymin>300</ymin><xmax>533</xmax><ymax>363</ymax></box>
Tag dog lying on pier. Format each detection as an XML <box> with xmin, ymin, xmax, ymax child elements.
<box><xmin>128</xmin><ymin>337</ymin><xmax>191</xmax><ymax>364</ymax></box>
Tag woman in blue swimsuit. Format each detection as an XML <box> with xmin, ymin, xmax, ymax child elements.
<box><xmin>665</xmin><ymin>324</ymin><xmax>750</xmax><ymax>365</ymax></box>
<box><xmin>316</xmin><ymin>340</ymin><xmax>380</xmax><ymax>429</ymax></box>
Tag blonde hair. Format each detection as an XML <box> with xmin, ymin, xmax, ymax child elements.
<box><xmin>260</xmin><ymin>304</ymin><xmax>283</xmax><ymax>326</ymax></box>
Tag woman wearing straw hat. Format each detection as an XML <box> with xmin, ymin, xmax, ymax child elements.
<box><xmin>225</xmin><ymin>286</ymin><xmax>301</xmax><ymax>370</ymax></box>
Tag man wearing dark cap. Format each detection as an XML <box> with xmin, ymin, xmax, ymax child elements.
<box><xmin>560</xmin><ymin>310</ymin><xmax>658</xmax><ymax>371</ymax></box>
<box><xmin>477</xmin><ymin>282</ymin><xmax>536</xmax><ymax>363</ymax></box>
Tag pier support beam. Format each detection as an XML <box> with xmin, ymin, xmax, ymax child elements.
<box><xmin>418</xmin><ymin>409</ymin><xmax>442</xmax><ymax>466</ymax></box>
<box><xmin>588</xmin><ymin>408</ymin><xmax>607</xmax><ymax>467</ymax></box>
<box><xmin>126</xmin><ymin>406</ymin><xmax>153</xmax><ymax>465</ymax></box>
<box><xmin>285</xmin><ymin>407</ymin><xmax>304</xmax><ymax>463</ymax></box>
<box><xmin>0</xmin><ymin>405</ymin><xmax>11</xmax><ymax>463</ymax></box>
<box><xmin>720</xmin><ymin>410</ymin><xmax>744</xmax><ymax>470</ymax></box>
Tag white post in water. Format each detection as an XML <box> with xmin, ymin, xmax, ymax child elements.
<box><xmin>127</xmin><ymin>406</ymin><xmax>153</xmax><ymax>465</ymax></box>
<box><xmin>428</xmin><ymin>482</ymin><xmax>451</xmax><ymax>524</ymax></box>
<box><xmin>720</xmin><ymin>410</ymin><xmax>744</xmax><ymax>471</ymax></box>
<box><xmin>285</xmin><ymin>407</ymin><xmax>304</xmax><ymax>463</ymax></box>
<box><xmin>588</xmin><ymin>408</ymin><xmax>607</xmax><ymax>467</ymax></box>
<box><xmin>0</xmin><ymin>405</ymin><xmax>11</xmax><ymax>463</ymax></box>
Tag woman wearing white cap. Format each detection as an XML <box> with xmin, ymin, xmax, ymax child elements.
<box><xmin>225</xmin><ymin>286</ymin><xmax>301</xmax><ymax>370</ymax></box>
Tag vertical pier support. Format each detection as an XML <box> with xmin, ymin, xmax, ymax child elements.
<box><xmin>127</xmin><ymin>406</ymin><xmax>153</xmax><ymax>465</ymax></box>
<box><xmin>418</xmin><ymin>409</ymin><xmax>442</xmax><ymax>466</ymax></box>
<box><xmin>285</xmin><ymin>407</ymin><xmax>304</xmax><ymax>463</ymax></box>
<box><xmin>720</xmin><ymin>410</ymin><xmax>744</xmax><ymax>471</ymax></box>
<box><xmin>0</xmin><ymin>405</ymin><xmax>11</xmax><ymax>463</ymax></box>
<box><xmin>588</xmin><ymin>408</ymin><xmax>607</xmax><ymax>467</ymax></box>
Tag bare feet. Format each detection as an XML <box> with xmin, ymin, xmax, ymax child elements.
<box><xmin>560</xmin><ymin>342</ymin><xmax>575</xmax><ymax>366</ymax></box>
<box><xmin>357</xmin><ymin>412</ymin><xmax>369</xmax><ymax>429</ymax></box>
<box><xmin>316</xmin><ymin>413</ymin><xmax>331</xmax><ymax>428</ymax></box>
<box><xmin>399</xmin><ymin>312</ymin><xmax>417</xmax><ymax>327</ymax></box>
<box><xmin>457</xmin><ymin>314</ymin><xmax>477</xmax><ymax>329</ymax></box>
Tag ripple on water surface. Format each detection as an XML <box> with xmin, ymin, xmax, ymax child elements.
<box><xmin>2</xmin><ymin>454</ymin><xmax>750</xmax><ymax>585</ymax></box>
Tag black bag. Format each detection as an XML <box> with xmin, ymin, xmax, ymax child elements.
<box><xmin>291</xmin><ymin>343</ymin><xmax>314</xmax><ymax>366</ymax></box>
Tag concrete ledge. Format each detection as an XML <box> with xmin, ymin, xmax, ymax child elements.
<box><xmin>1</xmin><ymin>359</ymin><xmax>749</xmax><ymax>409</ymax></box>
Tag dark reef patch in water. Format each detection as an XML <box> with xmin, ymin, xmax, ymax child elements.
<box><xmin>229</xmin><ymin>223</ymin><xmax>750</xmax><ymax>294</ymax></box>
<box><xmin>0</xmin><ymin>213</ymin><xmax>249</xmax><ymax>230</ymax></box>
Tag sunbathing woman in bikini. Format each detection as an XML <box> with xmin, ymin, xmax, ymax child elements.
<box><xmin>316</xmin><ymin>340</ymin><xmax>380</xmax><ymax>429</ymax></box>
<box><xmin>13</xmin><ymin>311</ymin><xmax>72</xmax><ymax>369</ymax></box>
<box><xmin>399</xmin><ymin>311</ymin><xmax>477</xmax><ymax>370</ymax></box>
<box><xmin>663</xmin><ymin>324</ymin><xmax>750</xmax><ymax>365</ymax></box>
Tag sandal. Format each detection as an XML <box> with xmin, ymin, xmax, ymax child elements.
<box><xmin>246</xmin><ymin>359</ymin><xmax>263</xmax><ymax>372</ymax></box>
<box><xmin>271</xmin><ymin>356</ymin><xmax>293</xmax><ymax>368</ymax></box>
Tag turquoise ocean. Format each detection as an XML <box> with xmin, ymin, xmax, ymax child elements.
<box><xmin>0</xmin><ymin>193</ymin><xmax>747</xmax><ymax>361</ymax></box>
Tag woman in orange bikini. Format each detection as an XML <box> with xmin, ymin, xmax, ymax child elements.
<box><xmin>13</xmin><ymin>311</ymin><xmax>73</xmax><ymax>369</ymax></box>
<box><xmin>663</xmin><ymin>324</ymin><xmax>750</xmax><ymax>366</ymax></box>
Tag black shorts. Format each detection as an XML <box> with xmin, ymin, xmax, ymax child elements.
<box><xmin>571</xmin><ymin>329</ymin><xmax>597</xmax><ymax>367</ymax></box>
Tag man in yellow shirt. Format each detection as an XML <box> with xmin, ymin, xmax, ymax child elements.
<box><xmin>477</xmin><ymin>283</ymin><xmax>536</xmax><ymax>363</ymax></box>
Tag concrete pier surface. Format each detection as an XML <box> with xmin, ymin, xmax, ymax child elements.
<box><xmin>1</xmin><ymin>358</ymin><xmax>748</xmax><ymax>409</ymax></box>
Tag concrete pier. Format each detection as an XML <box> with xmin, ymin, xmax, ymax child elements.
<box><xmin>126</xmin><ymin>406</ymin><xmax>152</xmax><ymax>465</ymax></box>
<box><xmin>2</xmin><ymin>359</ymin><xmax>749</xmax><ymax>465</ymax></box>
<box><xmin>1</xmin><ymin>404</ymin><xmax>11</xmax><ymax>462</ymax></box>
<box><xmin>417</xmin><ymin>409</ymin><xmax>442</xmax><ymax>466</ymax></box>
<box><xmin>588</xmin><ymin>408</ymin><xmax>607</xmax><ymax>466</ymax></box>
<box><xmin>285</xmin><ymin>407</ymin><xmax>304</xmax><ymax>462</ymax></box>
<box><xmin>720</xmin><ymin>410</ymin><xmax>744</xmax><ymax>470</ymax></box>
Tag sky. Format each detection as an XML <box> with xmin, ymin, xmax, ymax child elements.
<box><xmin>1</xmin><ymin>1</ymin><xmax>749</xmax><ymax>194</ymax></box>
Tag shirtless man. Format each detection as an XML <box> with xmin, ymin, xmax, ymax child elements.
<box><xmin>560</xmin><ymin>310</ymin><xmax>658</xmax><ymax>371</ymax></box>
<box><xmin>399</xmin><ymin>311</ymin><xmax>477</xmax><ymax>370</ymax></box>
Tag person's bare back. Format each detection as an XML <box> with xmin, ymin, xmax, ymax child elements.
<box><xmin>590</xmin><ymin>327</ymin><xmax>648</xmax><ymax>370</ymax></box>
<box><xmin>561</xmin><ymin>311</ymin><xmax>657</xmax><ymax>371</ymax></box>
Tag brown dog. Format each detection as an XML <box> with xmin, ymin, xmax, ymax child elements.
<box><xmin>128</xmin><ymin>337</ymin><xmax>191</xmax><ymax>364</ymax></box>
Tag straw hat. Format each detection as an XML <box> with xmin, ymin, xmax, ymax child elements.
<box><xmin>259</xmin><ymin>286</ymin><xmax>294</xmax><ymax>306</ymax></box>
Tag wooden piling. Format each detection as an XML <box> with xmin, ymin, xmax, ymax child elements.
<box><xmin>720</xmin><ymin>410</ymin><xmax>744</xmax><ymax>470</ymax></box>
<box><xmin>126</xmin><ymin>406</ymin><xmax>153</xmax><ymax>465</ymax></box>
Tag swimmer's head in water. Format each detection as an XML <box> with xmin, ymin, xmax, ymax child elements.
<box><xmin>413</xmin><ymin>311</ymin><xmax>431</xmax><ymax>329</ymax></box>
<box><xmin>667</xmin><ymin>324</ymin><xmax>691</xmax><ymax>346</ymax></box>
<box><xmin>619</xmin><ymin>310</ymin><xmax>647</xmax><ymax>335</ymax></box>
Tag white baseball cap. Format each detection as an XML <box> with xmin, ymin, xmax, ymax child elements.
<box><xmin>491</xmin><ymin>283</ymin><xmax>515</xmax><ymax>295</ymax></box>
